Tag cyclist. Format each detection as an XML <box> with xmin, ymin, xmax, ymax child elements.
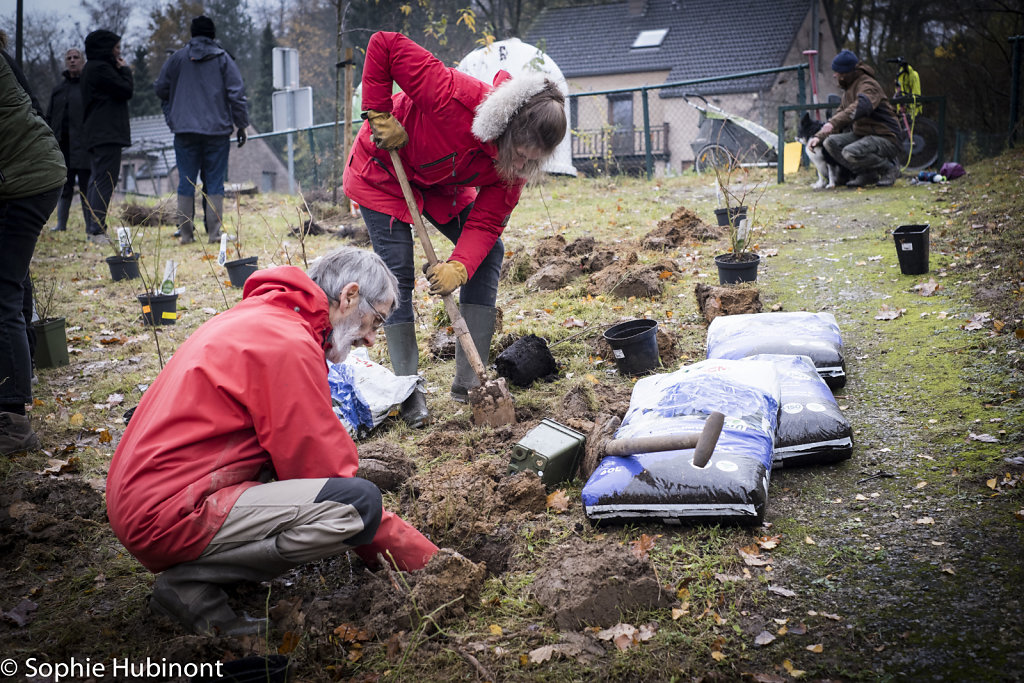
<box><xmin>807</xmin><ymin>49</ymin><xmax>903</xmax><ymax>187</ymax></box>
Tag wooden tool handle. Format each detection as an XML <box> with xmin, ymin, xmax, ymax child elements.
<box><xmin>603</xmin><ymin>411</ymin><xmax>726</xmax><ymax>468</ymax></box>
<box><xmin>389</xmin><ymin>150</ymin><xmax>487</xmax><ymax>381</ymax></box>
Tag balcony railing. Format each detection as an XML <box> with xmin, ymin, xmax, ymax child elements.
<box><xmin>571</xmin><ymin>122</ymin><xmax>670</xmax><ymax>159</ymax></box>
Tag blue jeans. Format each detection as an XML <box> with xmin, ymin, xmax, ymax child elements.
<box><xmin>361</xmin><ymin>205</ymin><xmax>503</xmax><ymax>325</ymax></box>
<box><xmin>174</xmin><ymin>133</ymin><xmax>230</xmax><ymax>197</ymax></box>
<box><xmin>0</xmin><ymin>187</ymin><xmax>60</xmax><ymax>406</ymax></box>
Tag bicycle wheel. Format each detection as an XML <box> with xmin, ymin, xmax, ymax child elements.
<box><xmin>901</xmin><ymin>116</ymin><xmax>939</xmax><ymax>171</ymax></box>
<box><xmin>694</xmin><ymin>144</ymin><xmax>736</xmax><ymax>174</ymax></box>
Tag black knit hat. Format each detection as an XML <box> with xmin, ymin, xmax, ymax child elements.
<box><xmin>84</xmin><ymin>29</ymin><xmax>121</xmax><ymax>60</ymax></box>
<box><xmin>190</xmin><ymin>15</ymin><xmax>216</xmax><ymax>39</ymax></box>
<box><xmin>831</xmin><ymin>49</ymin><xmax>859</xmax><ymax>74</ymax></box>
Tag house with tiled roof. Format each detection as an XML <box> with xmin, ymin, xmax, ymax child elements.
<box><xmin>118</xmin><ymin>116</ymin><xmax>288</xmax><ymax>197</ymax></box>
<box><xmin>525</xmin><ymin>0</ymin><xmax>840</xmax><ymax>175</ymax></box>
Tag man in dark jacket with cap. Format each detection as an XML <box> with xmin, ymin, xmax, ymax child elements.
<box><xmin>47</xmin><ymin>48</ymin><xmax>90</xmax><ymax>232</ymax></box>
<box><xmin>81</xmin><ymin>29</ymin><xmax>133</xmax><ymax>245</ymax></box>
<box><xmin>155</xmin><ymin>16</ymin><xmax>249</xmax><ymax>245</ymax></box>
<box><xmin>808</xmin><ymin>49</ymin><xmax>902</xmax><ymax>188</ymax></box>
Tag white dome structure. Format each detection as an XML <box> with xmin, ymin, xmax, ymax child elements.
<box><xmin>458</xmin><ymin>38</ymin><xmax>577</xmax><ymax>176</ymax></box>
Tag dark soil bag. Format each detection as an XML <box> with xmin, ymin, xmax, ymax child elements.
<box><xmin>706</xmin><ymin>311</ymin><xmax>847</xmax><ymax>389</ymax></box>
<box><xmin>582</xmin><ymin>359</ymin><xmax>779</xmax><ymax>526</ymax></box>
<box><xmin>747</xmin><ymin>354</ymin><xmax>853</xmax><ymax>467</ymax></box>
<box><xmin>495</xmin><ymin>334</ymin><xmax>558</xmax><ymax>387</ymax></box>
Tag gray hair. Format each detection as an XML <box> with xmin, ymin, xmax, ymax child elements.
<box><xmin>307</xmin><ymin>246</ymin><xmax>399</xmax><ymax>315</ymax></box>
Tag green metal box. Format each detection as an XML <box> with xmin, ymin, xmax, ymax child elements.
<box><xmin>508</xmin><ymin>419</ymin><xmax>587</xmax><ymax>487</ymax></box>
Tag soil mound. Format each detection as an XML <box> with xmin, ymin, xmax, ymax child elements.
<box><xmin>531</xmin><ymin>537</ymin><xmax>671</xmax><ymax>629</ymax></box>
<box><xmin>357</xmin><ymin>440</ymin><xmax>414</xmax><ymax>492</ymax></box>
<box><xmin>642</xmin><ymin>206</ymin><xmax>722</xmax><ymax>249</ymax></box>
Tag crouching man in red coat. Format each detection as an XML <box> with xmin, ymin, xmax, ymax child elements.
<box><xmin>106</xmin><ymin>246</ymin><xmax>438</xmax><ymax>636</ymax></box>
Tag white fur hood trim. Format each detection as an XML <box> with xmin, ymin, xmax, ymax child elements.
<box><xmin>472</xmin><ymin>71</ymin><xmax>552</xmax><ymax>142</ymax></box>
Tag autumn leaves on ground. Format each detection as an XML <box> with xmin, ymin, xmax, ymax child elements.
<box><xmin>2</xmin><ymin>152</ymin><xmax>1022</xmax><ymax>682</ymax></box>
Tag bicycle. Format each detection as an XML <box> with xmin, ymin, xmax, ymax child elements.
<box><xmin>886</xmin><ymin>56</ymin><xmax>940</xmax><ymax>170</ymax></box>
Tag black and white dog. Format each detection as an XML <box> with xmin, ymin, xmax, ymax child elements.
<box><xmin>796</xmin><ymin>112</ymin><xmax>850</xmax><ymax>189</ymax></box>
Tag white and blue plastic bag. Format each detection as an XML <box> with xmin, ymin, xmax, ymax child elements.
<box><xmin>582</xmin><ymin>359</ymin><xmax>779</xmax><ymax>526</ymax></box>
<box><xmin>327</xmin><ymin>348</ymin><xmax>421</xmax><ymax>440</ymax></box>
<box><xmin>706</xmin><ymin>311</ymin><xmax>847</xmax><ymax>389</ymax></box>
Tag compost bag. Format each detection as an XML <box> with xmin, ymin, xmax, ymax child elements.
<box><xmin>582</xmin><ymin>359</ymin><xmax>779</xmax><ymax>526</ymax></box>
<box><xmin>327</xmin><ymin>348</ymin><xmax>421</xmax><ymax>439</ymax></box>
<box><xmin>706</xmin><ymin>311</ymin><xmax>847</xmax><ymax>389</ymax></box>
<box><xmin>747</xmin><ymin>354</ymin><xmax>853</xmax><ymax>467</ymax></box>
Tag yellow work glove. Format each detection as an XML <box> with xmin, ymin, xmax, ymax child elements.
<box><xmin>425</xmin><ymin>261</ymin><xmax>468</xmax><ymax>296</ymax></box>
<box><xmin>363</xmin><ymin>110</ymin><xmax>408</xmax><ymax>151</ymax></box>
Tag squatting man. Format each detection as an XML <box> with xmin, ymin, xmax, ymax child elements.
<box><xmin>106</xmin><ymin>247</ymin><xmax>439</xmax><ymax>636</ymax></box>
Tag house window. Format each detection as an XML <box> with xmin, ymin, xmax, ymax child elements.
<box><xmin>122</xmin><ymin>164</ymin><xmax>136</xmax><ymax>192</ymax></box>
<box><xmin>261</xmin><ymin>171</ymin><xmax>276</xmax><ymax>193</ymax></box>
<box><xmin>608</xmin><ymin>94</ymin><xmax>634</xmax><ymax>155</ymax></box>
<box><xmin>632</xmin><ymin>29</ymin><xmax>668</xmax><ymax>49</ymax></box>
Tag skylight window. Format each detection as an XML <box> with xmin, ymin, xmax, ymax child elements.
<box><xmin>632</xmin><ymin>29</ymin><xmax>668</xmax><ymax>49</ymax></box>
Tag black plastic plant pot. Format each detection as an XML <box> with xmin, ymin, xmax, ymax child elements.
<box><xmin>603</xmin><ymin>319</ymin><xmax>661</xmax><ymax>376</ymax></box>
<box><xmin>225</xmin><ymin>256</ymin><xmax>259</xmax><ymax>288</ymax></box>
<box><xmin>32</xmin><ymin>317</ymin><xmax>70</xmax><ymax>368</ymax></box>
<box><xmin>106</xmin><ymin>254</ymin><xmax>140</xmax><ymax>281</ymax></box>
<box><xmin>714</xmin><ymin>205</ymin><xmax>748</xmax><ymax>228</ymax></box>
<box><xmin>137</xmin><ymin>293</ymin><xmax>178</xmax><ymax>326</ymax></box>
<box><xmin>892</xmin><ymin>224</ymin><xmax>929</xmax><ymax>275</ymax></box>
<box><xmin>715</xmin><ymin>252</ymin><xmax>760</xmax><ymax>284</ymax></box>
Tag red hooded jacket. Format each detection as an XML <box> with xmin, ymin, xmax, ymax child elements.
<box><xmin>106</xmin><ymin>266</ymin><xmax>436</xmax><ymax>572</ymax></box>
<box><xmin>342</xmin><ymin>31</ymin><xmax>525</xmax><ymax>279</ymax></box>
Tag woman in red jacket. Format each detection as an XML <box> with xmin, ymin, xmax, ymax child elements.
<box><xmin>343</xmin><ymin>31</ymin><xmax>566</xmax><ymax>428</ymax></box>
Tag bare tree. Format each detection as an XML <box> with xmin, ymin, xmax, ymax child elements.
<box><xmin>82</xmin><ymin>0</ymin><xmax>133</xmax><ymax>37</ymax></box>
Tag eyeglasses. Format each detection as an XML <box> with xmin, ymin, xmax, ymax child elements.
<box><xmin>367</xmin><ymin>303</ymin><xmax>388</xmax><ymax>331</ymax></box>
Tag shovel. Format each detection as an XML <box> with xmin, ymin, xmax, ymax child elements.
<box><xmin>388</xmin><ymin>149</ymin><xmax>516</xmax><ymax>427</ymax></box>
<box><xmin>602</xmin><ymin>411</ymin><xmax>726</xmax><ymax>468</ymax></box>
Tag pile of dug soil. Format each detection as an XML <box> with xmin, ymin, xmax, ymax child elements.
<box><xmin>641</xmin><ymin>205</ymin><xmax>723</xmax><ymax>249</ymax></box>
<box><xmin>121</xmin><ymin>202</ymin><xmax>178</xmax><ymax>227</ymax></box>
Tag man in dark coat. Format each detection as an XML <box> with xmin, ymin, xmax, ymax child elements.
<box><xmin>808</xmin><ymin>49</ymin><xmax>903</xmax><ymax>188</ymax></box>
<box><xmin>47</xmin><ymin>48</ymin><xmax>91</xmax><ymax>232</ymax></box>
<box><xmin>81</xmin><ymin>30</ymin><xmax>133</xmax><ymax>245</ymax></box>
<box><xmin>155</xmin><ymin>15</ymin><xmax>249</xmax><ymax>245</ymax></box>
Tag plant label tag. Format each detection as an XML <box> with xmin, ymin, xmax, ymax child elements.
<box><xmin>160</xmin><ymin>260</ymin><xmax>177</xmax><ymax>294</ymax></box>
<box><xmin>218</xmin><ymin>233</ymin><xmax>228</xmax><ymax>265</ymax></box>
<box><xmin>613</xmin><ymin>349</ymin><xmax>625</xmax><ymax>358</ymax></box>
<box><xmin>116</xmin><ymin>227</ymin><xmax>133</xmax><ymax>256</ymax></box>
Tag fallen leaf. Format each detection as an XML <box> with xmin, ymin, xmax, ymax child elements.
<box><xmin>333</xmin><ymin>623</ymin><xmax>370</xmax><ymax>642</ymax></box>
<box><xmin>874</xmin><ymin>305</ymin><xmax>906</xmax><ymax>320</ymax></box>
<box><xmin>97</xmin><ymin>428</ymin><xmax>112</xmax><ymax>444</ymax></box>
<box><xmin>630</xmin><ymin>533</ymin><xmax>658</xmax><ymax>560</ymax></box>
<box><xmin>915</xmin><ymin>517</ymin><xmax>935</xmax><ymax>525</ymax></box>
<box><xmin>789</xmin><ymin>622</ymin><xmax>808</xmax><ymax>635</ymax></box>
<box><xmin>804</xmin><ymin>536</ymin><xmax>816</xmax><ymax>545</ymax></box>
<box><xmin>969</xmin><ymin>432</ymin><xmax>999</xmax><ymax>443</ymax></box>
<box><xmin>915</xmin><ymin>279</ymin><xmax>941</xmax><ymax>296</ymax></box>
<box><xmin>807</xmin><ymin>643</ymin><xmax>823</xmax><ymax>653</ymax></box>
<box><xmin>69</xmin><ymin>412</ymin><xmax>85</xmax><ymax>427</ymax></box>
<box><xmin>915</xmin><ymin>481</ymin><xmax>928</xmax><ymax>489</ymax></box>
<box><xmin>1</xmin><ymin>598</ymin><xmax>38</xmax><ymax>627</ymax></box>
<box><xmin>347</xmin><ymin>643</ymin><xmax>363</xmax><ymax>662</ymax></box>
<box><xmin>711</xmin><ymin>650</ymin><xmax>726</xmax><ymax>661</ymax></box>
<box><xmin>489</xmin><ymin>623</ymin><xmax>503</xmax><ymax>636</ymax></box>
<box><xmin>739</xmin><ymin>548</ymin><xmax>770</xmax><ymax>566</ymax></box>
<box><xmin>671</xmin><ymin>605</ymin><xmax>689</xmax><ymax>620</ymax></box>
<box><xmin>768</xmin><ymin>585</ymin><xmax>796</xmax><ymax>597</ymax></box>
<box><xmin>528</xmin><ymin>645</ymin><xmax>554</xmax><ymax>663</ymax></box>
<box><xmin>754</xmin><ymin>630</ymin><xmax>776</xmax><ymax>647</ymax></box>
<box><xmin>38</xmin><ymin>457</ymin><xmax>79</xmax><ymax>475</ymax></box>
<box><xmin>941</xmin><ymin>564</ymin><xmax>956</xmax><ymax>575</ymax></box>
<box><xmin>757</xmin><ymin>534</ymin><xmax>781</xmax><ymax>550</ymax></box>
<box><xmin>782</xmin><ymin>658</ymin><xmax>805</xmax><ymax>678</ymax></box>
<box><xmin>278</xmin><ymin>630</ymin><xmax>300</xmax><ymax>654</ymax></box>
<box><xmin>546</xmin><ymin>490</ymin><xmax>570</xmax><ymax>512</ymax></box>
<box><xmin>987</xmin><ymin>478</ymin><xmax>998</xmax><ymax>490</ymax></box>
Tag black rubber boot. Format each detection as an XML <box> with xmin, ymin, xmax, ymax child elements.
<box><xmin>176</xmin><ymin>194</ymin><xmax>195</xmax><ymax>244</ymax></box>
<box><xmin>384</xmin><ymin>322</ymin><xmax>429</xmax><ymax>428</ymax></box>
<box><xmin>451</xmin><ymin>304</ymin><xmax>496</xmax><ymax>403</ymax></box>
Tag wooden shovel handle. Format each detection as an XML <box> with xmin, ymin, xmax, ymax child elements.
<box><xmin>603</xmin><ymin>411</ymin><xmax>725</xmax><ymax>468</ymax></box>
<box><xmin>388</xmin><ymin>150</ymin><xmax>487</xmax><ymax>382</ymax></box>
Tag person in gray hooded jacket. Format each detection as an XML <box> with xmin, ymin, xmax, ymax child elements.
<box><xmin>155</xmin><ymin>15</ymin><xmax>249</xmax><ymax>245</ymax></box>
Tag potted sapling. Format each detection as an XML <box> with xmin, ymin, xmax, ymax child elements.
<box><xmin>222</xmin><ymin>193</ymin><xmax>258</xmax><ymax>288</ymax></box>
<box><xmin>30</xmin><ymin>274</ymin><xmax>70</xmax><ymax>368</ymax></box>
<box><xmin>709</xmin><ymin>158</ymin><xmax>769</xmax><ymax>284</ymax></box>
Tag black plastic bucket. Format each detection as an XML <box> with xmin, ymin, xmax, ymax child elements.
<box><xmin>892</xmin><ymin>224</ymin><xmax>929</xmax><ymax>275</ymax></box>
<box><xmin>225</xmin><ymin>256</ymin><xmax>259</xmax><ymax>288</ymax></box>
<box><xmin>714</xmin><ymin>205</ymin><xmax>747</xmax><ymax>228</ymax></box>
<box><xmin>603</xmin><ymin>319</ymin><xmax>660</xmax><ymax>376</ymax></box>
<box><xmin>106</xmin><ymin>254</ymin><xmax>140</xmax><ymax>281</ymax></box>
<box><xmin>137</xmin><ymin>293</ymin><xmax>178</xmax><ymax>326</ymax></box>
<box><xmin>714</xmin><ymin>253</ymin><xmax>760</xmax><ymax>284</ymax></box>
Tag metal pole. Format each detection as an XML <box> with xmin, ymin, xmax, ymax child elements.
<box><xmin>641</xmin><ymin>88</ymin><xmax>653</xmax><ymax>179</ymax></box>
<box><xmin>15</xmin><ymin>0</ymin><xmax>24</xmax><ymax>67</ymax></box>
<box><xmin>1010</xmin><ymin>36</ymin><xmax>1023</xmax><ymax>147</ymax></box>
<box><xmin>777</xmin><ymin>106</ymin><xmax>785</xmax><ymax>185</ymax></box>
<box><xmin>287</xmin><ymin>132</ymin><xmax>295</xmax><ymax>194</ymax></box>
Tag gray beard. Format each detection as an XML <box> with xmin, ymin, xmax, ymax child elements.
<box><xmin>326</xmin><ymin>315</ymin><xmax>363</xmax><ymax>364</ymax></box>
